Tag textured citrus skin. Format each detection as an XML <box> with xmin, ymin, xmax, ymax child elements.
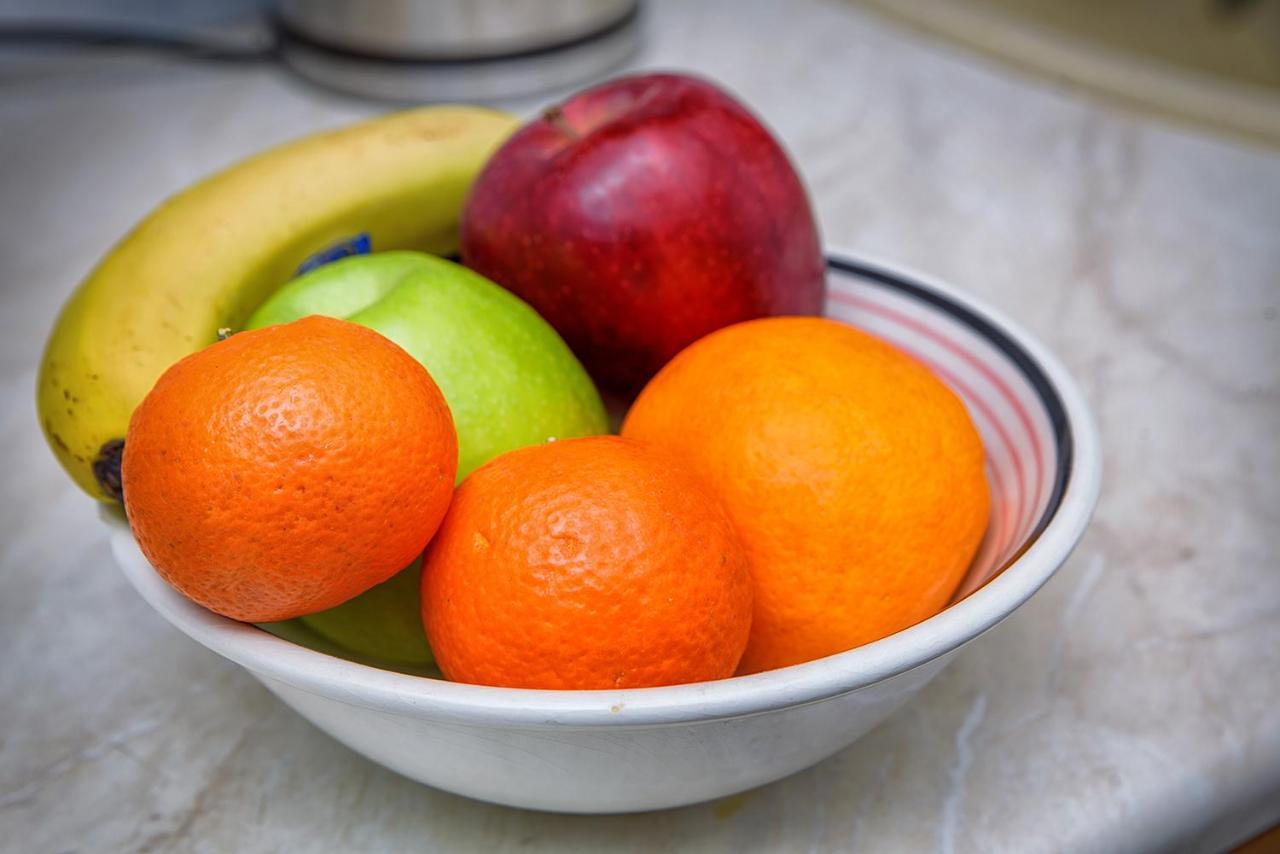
<box><xmin>122</xmin><ymin>315</ymin><xmax>457</xmax><ymax>623</ymax></box>
<box><xmin>622</xmin><ymin>317</ymin><xmax>990</xmax><ymax>674</ymax></box>
<box><xmin>421</xmin><ymin>436</ymin><xmax>752</xmax><ymax>689</ymax></box>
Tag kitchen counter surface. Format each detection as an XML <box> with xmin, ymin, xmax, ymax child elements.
<box><xmin>2</xmin><ymin>1</ymin><xmax>1278</xmax><ymax>851</ymax></box>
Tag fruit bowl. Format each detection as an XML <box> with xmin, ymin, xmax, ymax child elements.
<box><xmin>106</xmin><ymin>252</ymin><xmax>1101</xmax><ymax>814</ymax></box>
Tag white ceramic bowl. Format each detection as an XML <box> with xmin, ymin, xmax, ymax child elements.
<box><xmin>108</xmin><ymin>253</ymin><xmax>1102</xmax><ymax>814</ymax></box>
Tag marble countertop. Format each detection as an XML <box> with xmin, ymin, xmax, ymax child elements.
<box><xmin>2</xmin><ymin>1</ymin><xmax>1278</xmax><ymax>851</ymax></box>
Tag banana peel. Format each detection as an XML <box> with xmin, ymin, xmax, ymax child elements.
<box><xmin>37</xmin><ymin>105</ymin><xmax>517</xmax><ymax>502</ymax></box>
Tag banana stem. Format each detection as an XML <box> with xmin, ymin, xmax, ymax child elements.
<box><xmin>93</xmin><ymin>439</ymin><xmax>125</xmax><ymax>504</ymax></box>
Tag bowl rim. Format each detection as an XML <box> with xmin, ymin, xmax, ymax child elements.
<box><xmin>109</xmin><ymin>250</ymin><xmax>1103</xmax><ymax>727</ymax></box>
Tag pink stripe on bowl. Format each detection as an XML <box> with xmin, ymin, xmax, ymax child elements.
<box><xmin>824</xmin><ymin>258</ymin><xmax>1069</xmax><ymax>598</ymax></box>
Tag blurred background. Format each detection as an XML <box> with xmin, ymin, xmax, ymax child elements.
<box><xmin>3</xmin><ymin>0</ymin><xmax>1279</xmax><ymax>139</ymax></box>
<box><xmin>1</xmin><ymin>1</ymin><xmax>1277</xmax><ymax>853</ymax></box>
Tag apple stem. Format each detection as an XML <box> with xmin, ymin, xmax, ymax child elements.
<box><xmin>543</xmin><ymin>105</ymin><xmax>578</xmax><ymax>140</ymax></box>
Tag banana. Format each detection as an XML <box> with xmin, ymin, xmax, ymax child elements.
<box><xmin>38</xmin><ymin>105</ymin><xmax>519</xmax><ymax>503</ymax></box>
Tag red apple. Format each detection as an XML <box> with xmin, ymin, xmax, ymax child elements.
<box><xmin>460</xmin><ymin>72</ymin><xmax>826</xmax><ymax>394</ymax></box>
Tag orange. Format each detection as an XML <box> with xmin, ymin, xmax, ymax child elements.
<box><xmin>421</xmin><ymin>435</ymin><xmax>752</xmax><ymax>689</ymax></box>
<box><xmin>622</xmin><ymin>316</ymin><xmax>990</xmax><ymax>673</ymax></box>
<box><xmin>122</xmin><ymin>315</ymin><xmax>457</xmax><ymax>623</ymax></box>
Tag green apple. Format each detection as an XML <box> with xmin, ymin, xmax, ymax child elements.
<box><xmin>248</xmin><ymin>251</ymin><xmax>608</xmax><ymax>477</ymax></box>
<box><xmin>246</xmin><ymin>251</ymin><xmax>608</xmax><ymax>669</ymax></box>
<box><xmin>260</xmin><ymin>557</ymin><xmax>436</xmax><ymax>674</ymax></box>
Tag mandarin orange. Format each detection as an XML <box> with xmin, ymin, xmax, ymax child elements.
<box><xmin>622</xmin><ymin>316</ymin><xmax>990</xmax><ymax>673</ymax></box>
<box><xmin>122</xmin><ymin>315</ymin><xmax>457</xmax><ymax>622</ymax></box>
<box><xmin>421</xmin><ymin>436</ymin><xmax>752</xmax><ymax>689</ymax></box>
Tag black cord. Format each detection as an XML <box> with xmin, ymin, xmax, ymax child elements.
<box><xmin>0</xmin><ymin>22</ymin><xmax>279</xmax><ymax>63</ymax></box>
